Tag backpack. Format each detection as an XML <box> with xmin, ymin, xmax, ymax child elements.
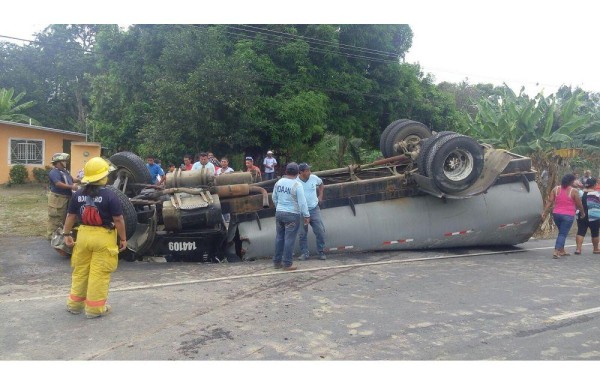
<box><xmin>585</xmin><ymin>191</ymin><xmax>600</xmax><ymax>221</ymax></box>
<box><xmin>82</xmin><ymin>195</ymin><xmax>103</xmax><ymax>226</ymax></box>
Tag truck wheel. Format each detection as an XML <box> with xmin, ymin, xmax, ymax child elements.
<box><xmin>384</xmin><ymin>120</ymin><xmax>431</xmax><ymax>158</ymax></box>
<box><xmin>425</xmin><ymin>135</ymin><xmax>484</xmax><ymax>194</ymax></box>
<box><xmin>105</xmin><ymin>185</ymin><xmax>137</xmax><ymax>240</ymax></box>
<box><xmin>379</xmin><ymin>119</ymin><xmax>408</xmax><ymax>158</ymax></box>
<box><xmin>108</xmin><ymin>151</ymin><xmax>152</xmax><ymax>197</ymax></box>
<box><xmin>416</xmin><ymin>131</ymin><xmax>457</xmax><ymax>176</ymax></box>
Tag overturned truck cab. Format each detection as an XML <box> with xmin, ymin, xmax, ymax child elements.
<box><xmin>53</xmin><ymin>119</ymin><xmax>543</xmax><ymax>262</ymax></box>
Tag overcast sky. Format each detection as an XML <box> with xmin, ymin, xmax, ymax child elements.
<box><xmin>2</xmin><ymin>0</ymin><xmax>599</xmax><ymax>96</ymax></box>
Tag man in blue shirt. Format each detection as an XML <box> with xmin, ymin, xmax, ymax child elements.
<box><xmin>297</xmin><ymin>163</ymin><xmax>327</xmax><ymax>260</ymax></box>
<box><xmin>272</xmin><ymin>162</ymin><xmax>310</xmax><ymax>271</ymax></box>
<box><xmin>146</xmin><ymin>155</ymin><xmax>165</xmax><ymax>185</ymax></box>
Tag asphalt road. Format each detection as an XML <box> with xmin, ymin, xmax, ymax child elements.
<box><xmin>2</xmin><ymin>235</ymin><xmax>600</xmax><ymax>367</ymax></box>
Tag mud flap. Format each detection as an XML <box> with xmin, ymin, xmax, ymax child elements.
<box><xmin>126</xmin><ymin>209</ymin><xmax>157</xmax><ymax>256</ymax></box>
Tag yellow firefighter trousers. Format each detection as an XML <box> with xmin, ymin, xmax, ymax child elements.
<box><xmin>47</xmin><ymin>192</ymin><xmax>70</xmax><ymax>240</ymax></box>
<box><xmin>66</xmin><ymin>225</ymin><xmax>119</xmax><ymax>316</ymax></box>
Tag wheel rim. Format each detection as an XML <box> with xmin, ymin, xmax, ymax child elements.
<box><xmin>442</xmin><ymin>149</ymin><xmax>474</xmax><ymax>181</ymax></box>
<box><xmin>113</xmin><ymin>169</ymin><xmax>132</xmax><ymax>189</ymax></box>
<box><xmin>110</xmin><ymin>168</ymin><xmax>142</xmax><ymax>197</ymax></box>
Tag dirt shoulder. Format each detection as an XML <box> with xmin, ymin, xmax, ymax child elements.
<box><xmin>0</xmin><ymin>183</ymin><xmax>48</xmax><ymax>237</ymax></box>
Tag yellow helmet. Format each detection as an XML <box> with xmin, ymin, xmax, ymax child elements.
<box><xmin>81</xmin><ymin>157</ymin><xmax>112</xmax><ymax>184</ymax></box>
<box><xmin>51</xmin><ymin>152</ymin><xmax>70</xmax><ymax>163</ymax></box>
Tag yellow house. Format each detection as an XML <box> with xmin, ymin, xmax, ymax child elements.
<box><xmin>1</xmin><ymin>120</ymin><xmax>101</xmax><ymax>185</ymax></box>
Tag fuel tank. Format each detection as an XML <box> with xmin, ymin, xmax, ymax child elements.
<box><xmin>226</xmin><ymin>180</ymin><xmax>543</xmax><ymax>259</ymax></box>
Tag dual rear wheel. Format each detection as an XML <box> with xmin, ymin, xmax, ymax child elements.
<box><xmin>419</xmin><ymin>133</ymin><xmax>484</xmax><ymax>194</ymax></box>
<box><xmin>380</xmin><ymin>119</ymin><xmax>484</xmax><ymax>194</ymax></box>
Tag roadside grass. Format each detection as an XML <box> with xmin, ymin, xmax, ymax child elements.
<box><xmin>0</xmin><ymin>183</ymin><xmax>49</xmax><ymax>237</ymax></box>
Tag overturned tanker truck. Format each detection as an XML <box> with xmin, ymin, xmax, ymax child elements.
<box><xmin>53</xmin><ymin>119</ymin><xmax>543</xmax><ymax>262</ymax></box>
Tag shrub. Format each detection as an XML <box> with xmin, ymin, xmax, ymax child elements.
<box><xmin>9</xmin><ymin>164</ymin><xmax>28</xmax><ymax>185</ymax></box>
<box><xmin>33</xmin><ymin>166</ymin><xmax>51</xmax><ymax>183</ymax></box>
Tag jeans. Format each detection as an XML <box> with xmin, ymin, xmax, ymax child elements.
<box><xmin>553</xmin><ymin>213</ymin><xmax>575</xmax><ymax>250</ymax></box>
<box><xmin>274</xmin><ymin>211</ymin><xmax>302</xmax><ymax>267</ymax></box>
<box><xmin>299</xmin><ymin>206</ymin><xmax>326</xmax><ymax>255</ymax></box>
<box><xmin>264</xmin><ymin>172</ymin><xmax>275</xmax><ymax>180</ymax></box>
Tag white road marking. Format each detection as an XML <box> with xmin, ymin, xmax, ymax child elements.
<box><xmin>549</xmin><ymin>307</ymin><xmax>600</xmax><ymax>322</ymax></box>
<box><xmin>0</xmin><ymin>243</ymin><xmax>590</xmax><ymax>304</ymax></box>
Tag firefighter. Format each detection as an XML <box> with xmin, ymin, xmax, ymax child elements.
<box><xmin>47</xmin><ymin>153</ymin><xmax>79</xmax><ymax>240</ymax></box>
<box><xmin>61</xmin><ymin>157</ymin><xmax>127</xmax><ymax>318</ymax></box>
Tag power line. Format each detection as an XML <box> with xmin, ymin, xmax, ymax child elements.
<box><xmin>2</xmin><ymin>27</ymin><xmax>571</xmax><ymax>98</ymax></box>
<box><xmin>235</xmin><ymin>24</ymin><xmax>400</xmax><ymax>59</ymax></box>
<box><xmin>0</xmin><ymin>34</ymin><xmax>97</xmax><ymax>55</ymax></box>
<box><xmin>2</xmin><ymin>25</ymin><xmax>401</xmax><ymax>65</ymax></box>
<box><xmin>0</xmin><ymin>30</ymin><xmax>397</xmax><ymax>102</ymax></box>
<box><xmin>0</xmin><ymin>35</ymin><xmax>33</xmax><ymax>44</ymax></box>
<box><xmin>1</xmin><ymin>27</ymin><xmax>592</xmax><ymax>93</ymax></box>
<box><xmin>215</xmin><ymin>25</ymin><xmax>400</xmax><ymax>65</ymax></box>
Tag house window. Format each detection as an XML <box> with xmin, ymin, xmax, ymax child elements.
<box><xmin>10</xmin><ymin>139</ymin><xmax>44</xmax><ymax>165</ymax></box>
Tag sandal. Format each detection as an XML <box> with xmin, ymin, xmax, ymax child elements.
<box><xmin>594</xmin><ymin>251</ymin><xmax>600</xmax><ymax>254</ymax></box>
<box><xmin>560</xmin><ymin>252</ymin><xmax>570</xmax><ymax>256</ymax></box>
<box><xmin>553</xmin><ymin>254</ymin><xmax>560</xmax><ymax>259</ymax></box>
<box><xmin>574</xmin><ymin>250</ymin><xmax>582</xmax><ymax>255</ymax></box>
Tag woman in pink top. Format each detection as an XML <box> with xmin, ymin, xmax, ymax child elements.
<box><xmin>542</xmin><ymin>174</ymin><xmax>585</xmax><ymax>258</ymax></box>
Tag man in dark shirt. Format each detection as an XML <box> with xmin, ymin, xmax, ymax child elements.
<box><xmin>47</xmin><ymin>153</ymin><xmax>79</xmax><ymax>239</ymax></box>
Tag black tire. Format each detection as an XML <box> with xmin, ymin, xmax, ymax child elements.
<box><xmin>384</xmin><ymin>120</ymin><xmax>431</xmax><ymax>158</ymax></box>
<box><xmin>108</xmin><ymin>151</ymin><xmax>152</xmax><ymax>197</ymax></box>
<box><xmin>105</xmin><ymin>185</ymin><xmax>137</xmax><ymax>241</ymax></box>
<box><xmin>416</xmin><ymin>131</ymin><xmax>457</xmax><ymax>176</ymax></box>
<box><xmin>423</xmin><ymin>133</ymin><xmax>463</xmax><ymax>178</ymax></box>
<box><xmin>379</xmin><ymin>119</ymin><xmax>408</xmax><ymax>158</ymax></box>
<box><xmin>425</xmin><ymin>135</ymin><xmax>484</xmax><ymax>194</ymax></box>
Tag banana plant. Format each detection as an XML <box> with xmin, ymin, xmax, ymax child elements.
<box><xmin>467</xmin><ymin>85</ymin><xmax>600</xmax><ymax>235</ymax></box>
<box><xmin>0</xmin><ymin>88</ymin><xmax>39</xmax><ymax>124</ymax></box>
<box><xmin>468</xmin><ymin>85</ymin><xmax>600</xmax><ymax>156</ymax></box>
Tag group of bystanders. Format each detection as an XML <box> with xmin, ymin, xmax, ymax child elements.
<box><xmin>542</xmin><ymin>172</ymin><xmax>600</xmax><ymax>259</ymax></box>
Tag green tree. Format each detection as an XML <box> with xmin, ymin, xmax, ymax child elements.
<box><xmin>0</xmin><ymin>88</ymin><xmax>38</xmax><ymax>124</ymax></box>
<box><xmin>0</xmin><ymin>25</ymin><xmax>102</xmax><ymax>131</ymax></box>
<box><xmin>308</xmin><ymin>134</ymin><xmax>380</xmax><ymax>170</ymax></box>
<box><xmin>90</xmin><ymin>25</ymin><xmax>262</xmax><ymax>161</ymax></box>
<box><xmin>4</xmin><ymin>24</ymin><xmax>467</xmax><ymax>164</ymax></box>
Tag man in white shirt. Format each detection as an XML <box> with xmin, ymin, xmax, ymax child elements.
<box><xmin>297</xmin><ymin>162</ymin><xmax>326</xmax><ymax>260</ymax></box>
<box><xmin>192</xmin><ymin>152</ymin><xmax>216</xmax><ymax>174</ymax></box>
<box><xmin>263</xmin><ymin>150</ymin><xmax>277</xmax><ymax>180</ymax></box>
<box><xmin>216</xmin><ymin>157</ymin><xmax>234</xmax><ymax>175</ymax></box>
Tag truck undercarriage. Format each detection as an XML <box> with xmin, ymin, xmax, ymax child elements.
<box><xmin>52</xmin><ymin>119</ymin><xmax>543</xmax><ymax>262</ymax></box>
